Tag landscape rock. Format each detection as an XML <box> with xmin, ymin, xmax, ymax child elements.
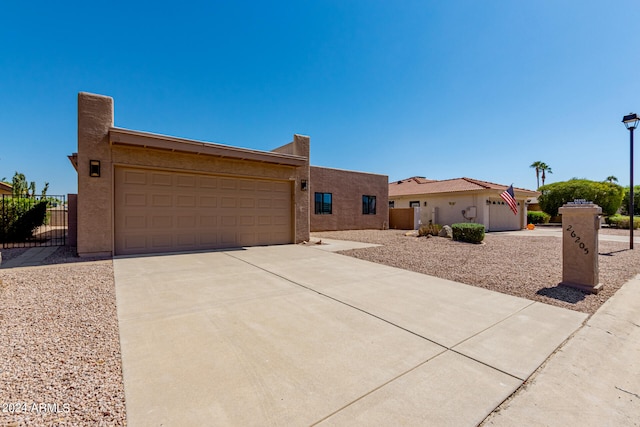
<box><xmin>438</xmin><ymin>225</ymin><xmax>453</xmax><ymax>238</ymax></box>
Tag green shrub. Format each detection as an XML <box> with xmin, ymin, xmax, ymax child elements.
<box><xmin>452</xmin><ymin>223</ymin><xmax>485</xmax><ymax>243</ymax></box>
<box><xmin>620</xmin><ymin>185</ymin><xmax>640</xmax><ymax>216</ymax></box>
<box><xmin>538</xmin><ymin>179</ymin><xmax>624</xmax><ymax>216</ymax></box>
<box><xmin>0</xmin><ymin>199</ymin><xmax>48</xmax><ymax>242</ymax></box>
<box><xmin>606</xmin><ymin>214</ymin><xmax>640</xmax><ymax>230</ymax></box>
<box><xmin>527</xmin><ymin>211</ymin><xmax>551</xmax><ymax>224</ymax></box>
<box><xmin>418</xmin><ymin>223</ymin><xmax>442</xmax><ymax>237</ymax></box>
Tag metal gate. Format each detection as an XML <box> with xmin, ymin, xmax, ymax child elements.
<box><xmin>1</xmin><ymin>194</ymin><xmax>67</xmax><ymax>248</ymax></box>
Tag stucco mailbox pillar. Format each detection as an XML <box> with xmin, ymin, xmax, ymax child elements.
<box><xmin>558</xmin><ymin>202</ymin><xmax>602</xmax><ymax>293</ymax></box>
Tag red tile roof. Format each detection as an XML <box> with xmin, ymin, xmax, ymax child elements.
<box><xmin>389</xmin><ymin>177</ymin><xmax>538</xmax><ymax>197</ymax></box>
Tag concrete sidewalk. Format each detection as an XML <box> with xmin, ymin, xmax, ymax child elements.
<box><xmin>0</xmin><ymin>246</ymin><xmax>58</xmax><ymax>268</ymax></box>
<box><xmin>114</xmin><ymin>244</ymin><xmax>586</xmax><ymax>426</ymax></box>
<box><xmin>483</xmin><ymin>274</ymin><xmax>640</xmax><ymax>426</ymax></box>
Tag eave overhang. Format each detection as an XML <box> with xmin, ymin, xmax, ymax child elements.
<box><xmin>109</xmin><ymin>127</ymin><xmax>308</xmax><ymax>167</ymax></box>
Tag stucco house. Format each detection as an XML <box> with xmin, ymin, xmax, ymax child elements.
<box><xmin>69</xmin><ymin>92</ymin><xmax>388</xmax><ymax>257</ymax></box>
<box><xmin>389</xmin><ymin>176</ymin><xmax>539</xmax><ymax>231</ymax></box>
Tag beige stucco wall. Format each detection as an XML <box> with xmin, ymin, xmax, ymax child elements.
<box><xmin>310</xmin><ymin>166</ymin><xmax>389</xmax><ymax>232</ymax></box>
<box><xmin>272</xmin><ymin>135</ymin><xmax>310</xmax><ymax>243</ymax></box>
<box><xmin>77</xmin><ymin>93</ymin><xmax>114</xmax><ymax>256</ymax></box>
<box><xmin>77</xmin><ymin>92</ymin><xmax>310</xmax><ymax>256</ymax></box>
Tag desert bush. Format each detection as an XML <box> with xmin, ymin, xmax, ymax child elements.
<box><xmin>451</xmin><ymin>223</ymin><xmax>485</xmax><ymax>243</ymax></box>
<box><xmin>0</xmin><ymin>199</ymin><xmax>48</xmax><ymax>242</ymax></box>
<box><xmin>605</xmin><ymin>214</ymin><xmax>640</xmax><ymax>230</ymax></box>
<box><xmin>538</xmin><ymin>179</ymin><xmax>624</xmax><ymax>216</ymax></box>
<box><xmin>527</xmin><ymin>211</ymin><xmax>550</xmax><ymax>224</ymax></box>
<box><xmin>620</xmin><ymin>185</ymin><xmax>640</xmax><ymax>216</ymax></box>
<box><xmin>418</xmin><ymin>223</ymin><xmax>442</xmax><ymax>237</ymax></box>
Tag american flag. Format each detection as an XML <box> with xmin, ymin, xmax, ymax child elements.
<box><xmin>500</xmin><ymin>185</ymin><xmax>518</xmax><ymax>215</ymax></box>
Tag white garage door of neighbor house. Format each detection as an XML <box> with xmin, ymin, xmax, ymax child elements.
<box><xmin>488</xmin><ymin>198</ymin><xmax>520</xmax><ymax>231</ymax></box>
<box><xmin>114</xmin><ymin>167</ymin><xmax>293</xmax><ymax>255</ymax></box>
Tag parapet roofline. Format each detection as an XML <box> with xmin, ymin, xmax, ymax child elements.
<box><xmin>109</xmin><ymin>127</ymin><xmax>308</xmax><ymax>167</ymax></box>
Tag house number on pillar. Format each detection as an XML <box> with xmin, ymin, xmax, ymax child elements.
<box><xmin>566</xmin><ymin>225</ymin><xmax>589</xmax><ymax>255</ymax></box>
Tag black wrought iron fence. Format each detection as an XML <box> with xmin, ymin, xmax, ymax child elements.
<box><xmin>1</xmin><ymin>194</ymin><xmax>67</xmax><ymax>248</ymax></box>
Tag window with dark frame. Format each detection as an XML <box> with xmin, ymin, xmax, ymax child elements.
<box><xmin>362</xmin><ymin>195</ymin><xmax>376</xmax><ymax>215</ymax></box>
<box><xmin>409</xmin><ymin>201</ymin><xmax>420</xmax><ymax>208</ymax></box>
<box><xmin>314</xmin><ymin>192</ymin><xmax>332</xmax><ymax>214</ymax></box>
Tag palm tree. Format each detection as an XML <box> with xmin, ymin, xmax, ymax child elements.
<box><xmin>540</xmin><ymin>163</ymin><xmax>552</xmax><ymax>186</ymax></box>
<box><xmin>530</xmin><ymin>161</ymin><xmax>544</xmax><ymax>189</ymax></box>
<box><xmin>606</xmin><ymin>176</ymin><xmax>618</xmax><ymax>183</ymax></box>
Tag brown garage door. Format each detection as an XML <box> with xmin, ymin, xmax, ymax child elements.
<box><xmin>114</xmin><ymin>167</ymin><xmax>292</xmax><ymax>255</ymax></box>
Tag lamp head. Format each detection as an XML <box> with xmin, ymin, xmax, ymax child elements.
<box><xmin>623</xmin><ymin>113</ymin><xmax>640</xmax><ymax>130</ymax></box>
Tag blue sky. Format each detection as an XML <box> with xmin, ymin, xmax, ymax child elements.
<box><xmin>2</xmin><ymin>1</ymin><xmax>639</xmax><ymax>196</ymax></box>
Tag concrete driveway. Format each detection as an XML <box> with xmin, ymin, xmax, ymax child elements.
<box><xmin>113</xmin><ymin>244</ymin><xmax>587</xmax><ymax>426</ymax></box>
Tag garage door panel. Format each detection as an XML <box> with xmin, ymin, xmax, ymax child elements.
<box><xmin>177</xmin><ymin>175</ymin><xmax>196</xmax><ymax>187</ymax></box>
<box><xmin>239</xmin><ymin>180</ymin><xmax>255</xmax><ymax>191</ymax></box>
<box><xmin>200</xmin><ymin>216</ymin><xmax>217</xmax><ymax>227</ymax></box>
<box><xmin>257</xmin><ymin>199</ymin><xmax>272</xmax><ymax>208</ymax></box>
<box><xmin>152</xmin><ymin>194</ymin><xmax>172</xmax><ymax>207</ymax></box>
<box><xmin>200</xmin><ymin>196</ymin><xmax>217</xmax><ymax>207</ymax></box>
<box><xmin>200</xmin><ymin>233</ymin><xmax>218</xmax><ymax>245</ymax></box>
<box><xmin>272</xmin><ymin>197</ymin><xmax>288</xmax><ymax>208</ymax></box>
<box><xmin>125</xmin><ymin>193</ymin><xmax>147</xmax><ymax>206</ymax></box>
<box><xmin>152</xmin><ymin>216</ymin><xmax>172</xmax><ymax>228</ymax></box>
<box><xmin>240</xmin><ymin>216</ymin><xmax>255</xmax><ymax>226</ymax></box>
<box><xmin>221</xmin><ymin>197</ymin><xmax>236</xmax><ymax>208</ymax></box>
<box><xmin>115</xmin><ymin>167</ymin><xmax>292</xmax><ymax>255</ymax></box>
<box><xmin>124</xmin><ymin>170</ymin><xmax>147</xmax><ymax>185</ymax></box>
<box><xmin>200</xmin><ymin>177</ymin><xmax>218</xmax><ymax>188</ymax></box>
<box><xmin>125</xmin><ymin>216</ymin><xmax>146</xmax><ymax>229</ymax></box>
<box><xmin>177</xmin><ymin>195</ymin><xmax>196</xmax><ymax>207</ymax></box>
<box><xmin>177</xmin><ymin>234</ymin><xmax>196</xmax><ymax>246</ymax></box>
<box><xmin>221</xmin><ymin>216</ymin><xmax>237</xmax><ymax>226</ymax></box>
<box><xmin>240</xmin><ymin>198</ymin><xmax>255</xmax><ymax>208</ymax></box>
<box><xmin>220</xmin><ymin>178</ymin><xmax>237</xmax><ymax>189</ymax></box>
<box><xmin>221</xmin><ymin>231</ymin><xmax>237</xmax><ymax>245</ymax></box>
<box><xmin>124</xmin><ymin>235</ymin><xmax>147</xmax><ymax>251</ymax></box>
<box><xmin>151</xmin><ymin>173</ymin><xmax>172</xmax><ymax>186</ymax></box>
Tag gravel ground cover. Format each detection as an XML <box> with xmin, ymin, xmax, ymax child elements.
<box><xmin>0</xmin><ymin>248</ymin><xmax>126</xmax><ymax>426</ymax></box>
<box><xmin>0</xmin><ymin>229</ymin><xmax>637</xmax><ymax>425</ymax></box>
<box><xmin>312</xmin><ymin>229</ymin><xmax>640</xmax><ymax>314</ymax></box>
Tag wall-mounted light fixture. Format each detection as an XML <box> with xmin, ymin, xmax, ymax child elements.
<box><xmin>448</xmin><ymin>201</ymin><xmax>456</xmax><ymax>206</ymax></box>
<box><xmin>301</xmin><ymin>179</ymin><xmax>308</xmax><ymax>191</ymax></box>
<box><xmin>424</xmin><ymin>201</ymin><xmax>428</xmax><ymax>206</ymax></box>
<box><xmin>89</xmin><ymin>160</ymin><xmax>101</xmax><ymax>177</ymax></box>
<box><xmin>486</xmin><ymin>200</ymin><xmax>491</xmax><ymax>205</ymax></box>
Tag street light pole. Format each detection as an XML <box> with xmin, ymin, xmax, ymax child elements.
<box><xmin>622</xmin><ymin>113</ymin><xmax>639</xmax><ymax>250</ymax></box>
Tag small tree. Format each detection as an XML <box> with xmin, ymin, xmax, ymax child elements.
<box><xmin>620</xmin><ymin>185</ymin><xmax>640</xmax><ymax>216</ymax></box>
<box><xmin>42</xmin><ymin>182</ymin><xmax>49</xmax><ymax>197</ymax></box>
<box><xmin>538</xmin><ymin>179</ymin><xmax>624</xmax><ymax>216</ymax></box>
<box><xmin>12</xmin><ymin>172</ymin><xmax>28</xmax><ymax>197</ymax></box>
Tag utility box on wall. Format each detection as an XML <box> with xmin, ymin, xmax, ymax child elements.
<box><xmin>558</xmin><ymin>201</ymin><xmax>602</xmax><ymax>294</ymax></box>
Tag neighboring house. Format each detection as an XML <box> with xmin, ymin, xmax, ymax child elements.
<box><xmin>389</xmin><ymin>176</ymin><xmax>539</xmax><ymax>231</ymax></box>
<box><xmin>0</xmin><ymin>182</ymin><xmax>12</xmax><ymax>196</ymax></box>
<box><xmin>70</xmin><ymin>92</ymin><xmax>388</xmax><ymax>257</ymax></box>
